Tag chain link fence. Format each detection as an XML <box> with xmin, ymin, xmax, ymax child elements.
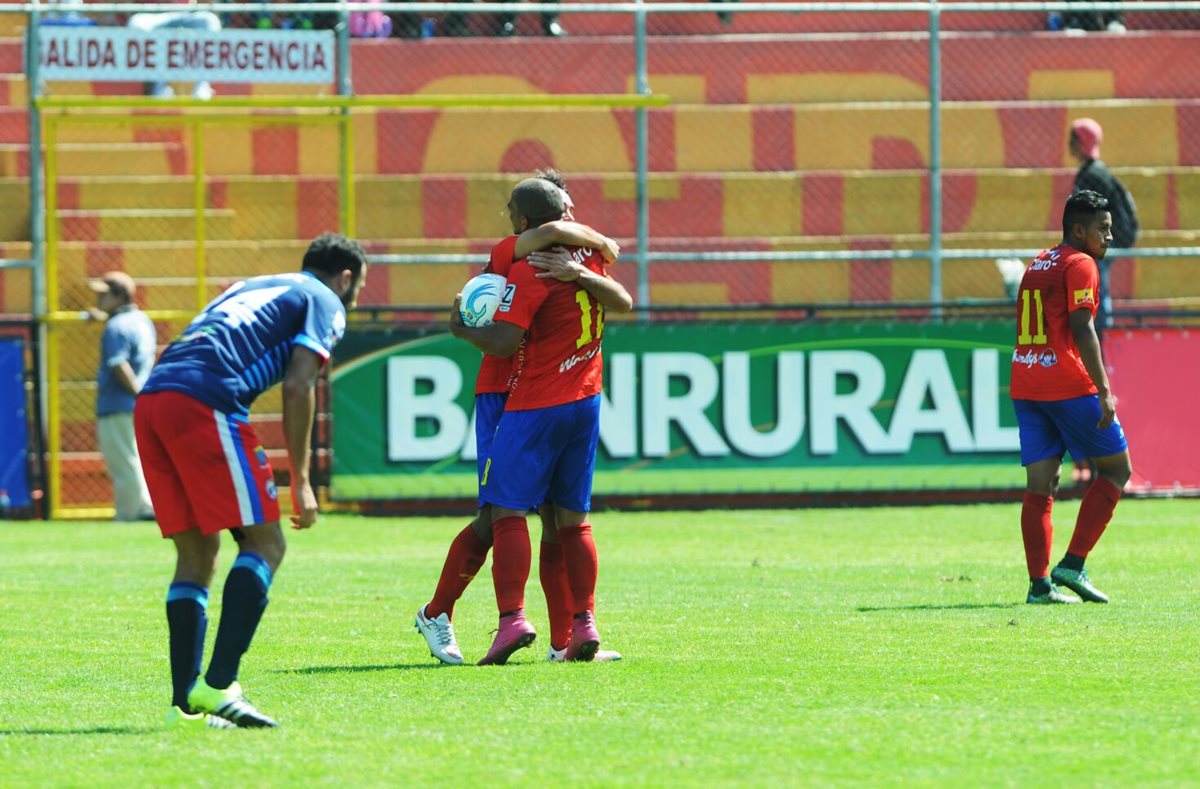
<box><xmin>5</xmin><ymin>1</ymin><xmax>1200</xmax><ymax>513</ymax></box>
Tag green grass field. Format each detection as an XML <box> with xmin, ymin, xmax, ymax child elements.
<box><xmin>332</xmin><ymin>464</ymin><xmax>1026</xmax><ymax>499</ymax></box>
<box><xmin>2</xmin><ymin>500</ymin><xmax>1198</xmax><ymax>785</ymax></box>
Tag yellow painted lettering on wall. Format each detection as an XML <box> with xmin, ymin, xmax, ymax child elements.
<box><xmin>748</xmin><ymin>73</ymin><xmax>927</xmax><ymax>103</ymax></box>
<box><xmin>723</xmin><ymin>174</ymin><xmax>802</xmax><ymax>236</ymax></box>
<box><xmin>421</xmin><ymin>76</ymin><xmax>631</xmax><ymax>175</ymax></box>
<box><xmin>1028</xmin><ymin>70</ymin><xmax>1114</xmax><ymax>101</ymax></box>
<box><xmin>676</xmin><ymin>107</ymin><xmax>753</xmax><ymax>172</ymax></box>
<box><xmin>793</xmin><ymin>105</ymin><xmax>1004</xmax><ymax>170</ymax></box>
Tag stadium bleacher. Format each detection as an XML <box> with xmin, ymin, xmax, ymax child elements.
<box><xmin>1</xmin><ymin>3</ymin><xmax>1198</xmax><ymax>506</ymax></box>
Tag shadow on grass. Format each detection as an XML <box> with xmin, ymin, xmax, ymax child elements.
<box><xmin>274</xmin><ymin>662</ymin><xmax>446</xmax><ymax>675</ymax></box>
<box><xmin>0</xmin><ymin>726</ymin><xmax>148</xmax><ymax>736</ymax></box>
<box><xmin>856</xmin><ymin>602</ymin><xmax>1020</xmax><ymax>612</ymax></box>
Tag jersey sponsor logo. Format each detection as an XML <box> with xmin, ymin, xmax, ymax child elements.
<box><xmin>558</xmin><ymin>343</ymin><xmax>601</xmax><ymax>373</ymax></box>
<box><xmin>1028</xmin><ymin>254</ymin><xmax>1059</xmax><ymax>272</ymax></box>
<box><xmin>1073</xmin><ymin>288</ymin><xmax>1095</xmax><ymax>306</ymax></box>
<box><xmin>1012</xmin><ymin>348</ymin><xmax>1058</xmax><ymax>368</ymax></box>
<box><xmin>498</xmin><ymin>284</ymin><xmax>516</xmax><ymax>313</ymax></box>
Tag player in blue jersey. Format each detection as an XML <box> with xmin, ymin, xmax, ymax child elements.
<box><xmin>134</xmin><ymin>232</ymin><xmax>368</xmax><ymax>730</ymax></box>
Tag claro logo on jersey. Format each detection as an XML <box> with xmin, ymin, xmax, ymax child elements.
<box><xmin>1028</xmin><ymin>250</ymin><xmax>1061</xmax><ymax>272</ymax></box>
<box><xmin>1073</xmin><ymin>288</ymin><xmax>1095</xmax><ymax>306</ymax></box>
<box><xmin>1012</xmin><ymin>348</ymin><xmax>1058</xmax><ymax>368</ymax></box>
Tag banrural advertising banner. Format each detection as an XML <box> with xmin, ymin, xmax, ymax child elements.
<box><xmin>35</xmin><ymin>26</ymin><xmax>334</xmax><ymax>83</ymax></box>
<box><xmin>330</xmin><ymin>321</ymin><xmax>1025</xmax><ymax>500</ymax></box>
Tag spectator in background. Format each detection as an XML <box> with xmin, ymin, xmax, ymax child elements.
<box><xmin>712</xmin><ymin>0</ymin><xmax>738</xmax><ymax>26</ymax></box>
<box><xmin>88</xmin><ymin>271</ymin><xmax>156</xmax><ymax>522</ymax></box>
<box><xmin>1070</xmin><ymin>117</ymin><xmax>1140</xmax><ymax>341</ymax></box>
<box><xmin>1063</xmin><ymin>1</ymin><xmax>1126</xmax><ymax>33</ymax></box>
<box><xmin>498</xmin><ymin>0</ymin><xmax>565</xmax><ymax>36</ymax></box>
<box><xmin>127</xmin><ymin>0</ymin><xmax>221</xmax><ymax>99</ymax></box>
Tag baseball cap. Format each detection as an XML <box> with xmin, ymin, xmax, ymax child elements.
<box><xmin>87</xmin><ymin>270</ymin><xmax>137</xmax><ymax>299</ymax></box>
<box><xmin>1071</xmin><ymin>118</ymin><xmax>1102</xmax><ymax>159</ymax></box>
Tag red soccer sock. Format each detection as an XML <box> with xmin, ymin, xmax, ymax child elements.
<box><xmin>1067</xmin><ymin>477</ymin><xmax>1122</xmax><ymax>558</ymax></box>
<box><xmin>491</xmin><ymin>516</ymin><xmax>531</xmax><ymax>614</ymax></box>
<box><xmin>559</xmin><ymin>522</ymin><xmax>598</xmax><ymax>615</ymax></box>
<box><xmin>1021</xmin><ymin>493</ymin><xmax>1054</xmax><ymax>579</ymax></box>
<box><xmin>427</xmin><ymin>523</ymin><xmax>491</xmax><ymax>620</ymax></box>
<box><xmin>539</xmin><ymin>541</ymin><xmax>573</xmax><ymax>650</ymax></box>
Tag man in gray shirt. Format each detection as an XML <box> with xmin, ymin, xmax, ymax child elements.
<box><xmin>89</xmin><ymin>271</ymin><xmax>156</xmax><ymax>520</ymax></box>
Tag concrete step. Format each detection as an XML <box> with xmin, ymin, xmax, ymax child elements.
<box><xmin>2</xmin><ymin>166</ymin><xmax>1191</xmax><ymax>247</ymax></box>
<box><xmin>55</xmin><ymin>207</ymin><xmax>237</xmax><ymax>242</ymax></box>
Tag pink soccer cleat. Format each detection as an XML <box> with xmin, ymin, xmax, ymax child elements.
<box><xmin>563</xmin><ymin>611</ymin><xmax>601</xmax><ymax>662</ymax></box>
<box><xmin>477</xmin><ymin>610</ymin><xmax>537</xmax><ymax>666</ymax></box>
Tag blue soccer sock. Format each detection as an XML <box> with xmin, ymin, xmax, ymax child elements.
<box><xmin>205</xmin><ymin>552</ymin><xmax>272</xmax><ymax>690</ymax></box>
<box><xmin>166</xmin><ymin>582</ymin><xmax>209</xmax><ymax>710</ymax></box>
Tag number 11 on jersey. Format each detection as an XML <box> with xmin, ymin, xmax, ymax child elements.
<box><xmin>1018</xmin><ymin>288</ymin><xmax>1047</xmax><ymax>344</ymax></box>
<box><xmin>574</xmin><ymin>290</ymin><xmax>606</xmax><ymax>349</ymax></box>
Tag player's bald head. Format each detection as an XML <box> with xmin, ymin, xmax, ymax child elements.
<box><xmin>509</xmin><ymin>178</ymin><xmax>566</xmax><ymax>228</ymax></box>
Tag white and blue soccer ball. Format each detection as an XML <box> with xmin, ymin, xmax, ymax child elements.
<box><xmin>459</xmin><ymin>273</ymin><xmax>506</xmax><ymax>327</ymax></box>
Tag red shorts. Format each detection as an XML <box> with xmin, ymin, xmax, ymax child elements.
<box><xmin>134</xmin><ymin>390</ymin><xmax>281</xmax><ymax>537</ymax></box>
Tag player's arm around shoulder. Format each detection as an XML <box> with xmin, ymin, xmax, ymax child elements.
<box><xmin>282</xmin><ymin>345</ymin><xmax>324</xmax><ymax>529</ymax></box>
<box><xmin>581</xmin><ymin>262</ymin><xmax>632</xmax><ymax>313</ymax></box>
<box><xmin>514</xmin><ymin>221</ymin><xmax>619</xmax><ymax>265</ymax></box>
<box><xmin>527</xmin><ymin>250</ymin><xmax>633</xmax><ymax>313</ymax></box>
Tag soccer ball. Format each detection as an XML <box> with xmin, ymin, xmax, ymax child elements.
<box><xmin>459</xmin><ymin>273</ymin><xmax>506</xmax><ymax>327</ymax></box>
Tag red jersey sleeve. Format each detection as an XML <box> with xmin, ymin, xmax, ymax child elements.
<box><xmin>494</xmin><ymin>261</ymin><xmax>549</xmax><ymax>331</ymax></box>
<box><xmin>485</xmin><ymin>236</ymin><xmax>518</xmax><ymax>278</ymax></box>
<box><xmin>474</xmin><ymin>236</ymin><xmax>520</xmax><ymax>396</ymax></box>
<box><xmin>1063</xmin><ymin>257</ymin><xmax>1099</xmax><ymax>317</ymax></box>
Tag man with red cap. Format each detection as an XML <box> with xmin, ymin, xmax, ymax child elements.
<box><xmin>1069</xmin><ymin>117</ymin><xmax>1139</xmax><ymax>338</ymax></box>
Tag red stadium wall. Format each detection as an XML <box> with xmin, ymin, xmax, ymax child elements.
<box><xmin>1105</xmin><ymin>329</ymin><xmax>1200</xmax><ymax>492</ymax></box>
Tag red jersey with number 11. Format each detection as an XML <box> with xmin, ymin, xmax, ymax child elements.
<box><xmin>495</xmin><ymin>246</ymin><xmax>607</xmax><ymax>411</ymax></box>
<box><xmin>1010</xmin><ymin>244</ymin><xmax>1100</xmax><ymax>401</ymax></box>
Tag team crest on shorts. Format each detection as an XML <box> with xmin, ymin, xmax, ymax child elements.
<box><xmin>265</xmin><ymin>479</ymin><xmax>278</xmax><ymax>500</ymax></box>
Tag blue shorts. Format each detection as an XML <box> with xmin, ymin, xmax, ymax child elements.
<box><xmin>1013</xmin><ymin>395</ymin><xmax>1128</xmax><ymax>466</ymax></box>
<box><xmin>479</xmin><ymin>395</ymin><xmax>601</xmax><ymax>513</ymax></box>
<box><xmin>475</xmin><ymin>393</ymin><xmax>507</xmax><ymax>508</ymax></box>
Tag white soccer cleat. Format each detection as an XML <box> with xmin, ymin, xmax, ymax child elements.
<box><xmin>415</xmin><ymin>605</ymin><xmax>465</xmax><ymax>665</ymax></box>
<box><xmin>548</xmin><ymin>644</ymin><xmax>623</xmax><ymax>662</ymax></box>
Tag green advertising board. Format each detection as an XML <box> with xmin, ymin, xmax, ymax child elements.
<box><xmin>330</xmin><ymin>321</ymin><xmax>1024</xmax><ymax>500</ymax></box>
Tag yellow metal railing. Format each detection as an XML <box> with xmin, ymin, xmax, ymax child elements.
<box><xmin>36</xmin><ymin>92</ymin><xmax>668</xmax><ymax>517</ymax></box>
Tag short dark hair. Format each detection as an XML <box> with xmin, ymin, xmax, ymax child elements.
<box><xmin>511</xmin><ymin>178</ymin><xmax>565</xmax><ymax>228</ymax></box>
<box><xmin>533</xmin><ymin>167</ymin><xmax>568</xmax><ymax>193</ymax></box>
<box><xmin>1062</xmin><ymin>189</ymin><xmax>1109</xmax><ymax>236</ymax></box>
<box><xmin>302</xmin><ymin>232</ymin><xmax>368</xmax><ymax>281</ymax></box>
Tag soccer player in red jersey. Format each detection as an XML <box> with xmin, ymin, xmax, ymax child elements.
<box><xmin>416</xmin><ymin>172</ymin><xmax>628</xmax><ymax>664</ymax></box>
<box><xmin>450</xmin><ymin>177</ymin><xmax>632</xmax><ymax>664</ymax></box>
<box><xmin>1010</xmin><ymin>190</ymin><xmax>1133</xmax><ymax>604</ymax></box>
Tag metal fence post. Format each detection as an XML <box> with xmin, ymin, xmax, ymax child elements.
<box><xmin>635</xmin><ymin>0</ymin><xmax>651</xmax><ymax>315</ymax></box>
<box><xmin>928</xmin><ymin>1</ymin><xmax>943</xmax><ymax>312</ymax></box>
<box><xmin>337</xmin><ymin>11</ymin><xmax>355</xmax><ymax>238</ymax></box>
